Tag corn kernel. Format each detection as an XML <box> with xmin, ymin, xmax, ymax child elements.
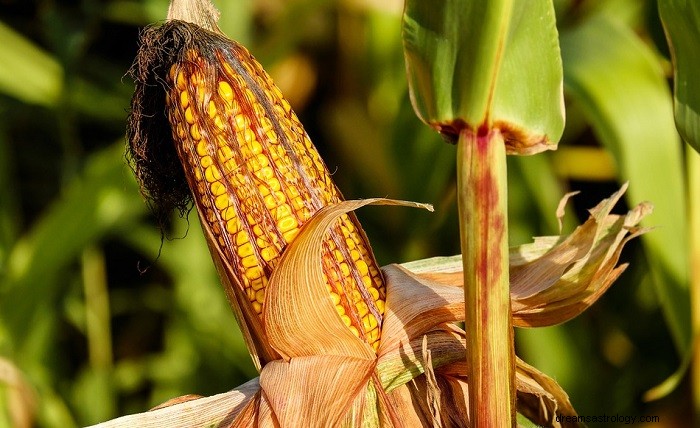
<box><xmin>341</xmin><ymin>315</ymin><xmax>351</xmax><ymax>327</ymax></box>
<box><xmin>225</xmin><ymin>219</ymin><xmax>240</xmax><ymax>235</ymax></box>
<box><xmin>180</xmin><ymin>91</ymin><xmax>189</xmax><ymax>108</ymax></box>
<box><xmin>185</xmin><ymin>107</ymin><xmax>195</xmax><ymax>124</ymax></box>
<box><xmin>215</xmin><ymin>194</ymin><xmax>230</xmax><ymax>210</ymax></box>
<box><xmin>201</xmin><ymin>155</ymin><xmax>213</xmax><ymax>168</ymax></box>
<box><xmin>211</xmin><ymin>181</ymin><xmax>226</xmax><ymax>196</ymax></box>
<box><xmin>176</xmin><ymin>71</ymin><xmax>187</xmax><ymax>90</ymax></box>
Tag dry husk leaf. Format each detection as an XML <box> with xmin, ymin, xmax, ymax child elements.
<box><xmin>404</xmin><ymin>184</ymin><xmax>652</xmax><ymax>327</ymax></box>
<box><xmin>90</xmin><ymin>188</ymin><xmax>647</xmax><ymax>427</ymax></box>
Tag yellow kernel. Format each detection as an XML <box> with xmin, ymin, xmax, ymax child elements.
<box><xmin>258</xmin><ymin>183</ymin><xmax>271</xmax><ymax>197</ymax></box>
<box><xmin>208</xmin><ymin>101</ymin><xmax>217</xmax><ymax>118</ymax></box>
<box><xmin>264</xmin><ymin>193</ymin><xmax>285</xmax><ymax>210</ymax></box>
<box><xmin>185</xmin><ymin>107</ymin><xmax>195</xmax><ymax>125</ymax></box>
<box><xmin>243</xmin><ymin>88</ymin><xmax>256</xmax><ymax>104</ymax></box>
<box><xmin>268</xmin><ymin>178</ymin><xmax>281</xmax><ymax>192</ymax></box>
<box><xmin>283</xmin><ymin>229</ymin><xmax>299</xmax><ymax>242</ymax></box>
<box><xmin>176</xmin><ymin>71</ymin><xmax>187</xmax><ymax>90</ymax></box>
<box><xmin>330</xmin><ymin>293</ymin><xmax>341</xmax><ymax>306</ymax></box>
<box><xmin>196</xmin><ymin>140</ymin><xmax>208</xmax><ymax>156</ymax></box>
<box><xmin>271</xmin><ymin>85</ymin><xmax>284</xmax><ymax>100</ymax></box>
<box><xmin>241</xmin><ymin>255</ymin><xmax>257</xmax><ymax>268</ymax></box>
<box><xmin>250</xmin><ymin>140</ymin><xmax>263</xmax><ymax>154</ymax></box>
<box><xmin>278</xmin><ymin>216</ymin><xmax>297</xmax><ymax>233</ymax></box>
<box><xmin>252</xmin><ymin>301</ymin><xmax>262</xmax><ymax>314</ymax></box>
<box><xmin>350</xmin><ymin>290</ymin><xmax>362</xmax><ymax>303</ymax></box>
<box><xmin>368</xmin><ymin>287</ymin><xmax>379</xmax><ymax>302</ymax></box>
<box><xmin>261</xmin><ymin>247</ymin><xmax>277</xmax><ymax>262</ymax></box>
<box><xmin>194</xmin><ymin>168</ymin><xmax>202</xmax><ymax>181</ymax></box>
<box><xmin>291</xmin><ymin>197</ymin><xmax>305</xmax><ymax>211</ymax></box>
<box><xmin>251</xmin><ymin>277</ymin><xmax>265</xmax><ymax>291</ymax></box>
<box><xmin>222</xmin><ymin>62</ymin><xmax>235</xmax><ymax>78</ymax></box>
<box><xmin>376</xmin><ymin>300</ymin><xmax>385</xmax><ymax>315</ymax></box>
<box><xmin>214</xmin><ymin>116</ymin><xmax>225</xmax><ymax>130</ymax></box>
<box><xmin>356</xmin><ymin>260</ymin><xmax>369</xmax><ymax>277</ymax></box>
<box><xmin>333</xmin><ymin>249</ymin><xmax>344</xmax><ymax>262</ymax></box>
<box><xmin>245</xmin><ymin>266</ymin><xmax>262</xmax><ymax>280</ymax></box>
<box><xmin>348</xmin><ymin>326</ymin><xmax>359</xmax><ymax>337</ymax></box>
<box><xmin>215</xmin><ymin>194</ymin><xmax>229</xmax><ymax>210</ymax></box>
<box><xmin>226</xmin><ymin>218</ymin><xmax>240</xmax><ymax>233</ymax></box>
<box><xmin>218</xmin><ymin>81</ymin><xmax>233</xmax><ymax>102</ymax></box>
<box><xmin>180</xmin><ymin>90</ymin><xmax>190</xmax><ymax>109</ymax></box>
<box><xmin>223</xmin><ymin>159</ymin><xmax>238</xmax><ymax>176</ymax></box>
<box><xmin>205</xmin><ymin>165</ymin><xmax>222</xmax><ymax>182</ymax></box>
<box><xmin>362</xmin><ymin>316</ymin><xmax>372</xmax><ymax>332</ymax></box>
<box><xmin>201</xmin><ymin>156</ymin><xmax>213</xmax><ymax>168</ymax></box>
<box><xmin>341</xmin><ymin>315</ymin><xmax>351</xmax><ymax>327</ymax></box>
<box><xmin>256</xmin><ymin>167</ymin><xmax>272</xmax><ymax>181</ymax></box>
<box><xmin>251</xmin><ymin>154</ymin><xmax>270</xmax><ymax>170</ymax></box>
<box><xmin>281</xmin><ymin>98</ymin><xmax>292</xmax><ymax>113</ymax></box>
<box><xmin>190</xmin><ymin>124</ymin><xmax>202</xmax><ymax>140</ymax></box>
<box><xmin>238</xmin><ymin>242</ymin><xmax>254</xmax><ymax>258</ymax></box>
<box><xmin>345</xmin><ymin>239</ymin><xmax>357</xmax><ymax>251</ymax></box>
<box><xmin>252</xmin><ymin>101</ymin><xmax>265</xmax><ymax>117</ymax></box>
<box><xmin>340</xmin><ymin>263</ymin><xmax>350</xmax><ymax>277</ymax></box>
<box><xmin>273</xmin><ymin>105</ymin><xmax>286</xmax><ymax>118</ymax></box>
<box><xmin>236</xmin><ymin>231</ymin><xmax>249</xmax><ymax>245</ymax></box>
<box><xmin>356</xmin><ymin>302</ymin><xmax>369</xmax><ymax>318</ymax></box>
<box><xmin>218</xmin><ymin>146</ymin><xmax>233</xmax><ymax>162</ymax></box>
<box><xmin>368</xmin><ymin>328</ymin><xmax>380</xmax><ymax>342</ymax></box>
<box><xmin>222</xmin><ymin>206</ymin><xmax>236</xmax><ymax>220</ymax></box>
<box><xmin>344</xmin><ymin>218</ymin><xmax>355</xmax><ymax>232</ymax></box>
<box><xmin>371</xmin><ymin>341</ymin><xmax>379</xmax><ymax>351</ymax></box>
<box><xmin>255</xmin><ymin>289</ymin><xmax>265</xmax><ymax>304</ymax></box>
<box><xmin>246</xmin><ymin>214</ymin><xmax>257</xmax><ymax>226</ymax></box>
<box><xmin>274</xmin><ymin>204</ymin><xmax>292</xmax><ymax>220</ymax></box>
<box><xmin>335</xmin><ymin>304</ymin><xmax>345</xmax><ymax>316</ymax></box>
<box><xmin>210</xmin><ymin>181</ymin><xmax>226</xmax><ymax>196</ymax></box>
<box><xmin>235</xmin><ymin>115</ymin><xmax>248</xmax><ymax>130</ymax></box>
<box><xmin>245</xmin><ymin>129</ymin><xmax>258</xmax><ymax>145</ymax></box>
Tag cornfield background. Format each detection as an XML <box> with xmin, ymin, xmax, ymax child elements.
<box><xmin>0</xmin><ymin>0</ymin><xmax>691</xmax><ymax>426</ymax></box>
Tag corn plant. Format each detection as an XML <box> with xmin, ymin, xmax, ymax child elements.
<box><xmin>1</xmin><ymin>0</ymin><xmax>698</xmax><ymax>426</ymax></box>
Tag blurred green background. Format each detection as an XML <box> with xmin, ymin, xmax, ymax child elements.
<box><xmin>0</xmin><ymin>0</ymin><xmax>693</xmax><ymax>426</ymax></box>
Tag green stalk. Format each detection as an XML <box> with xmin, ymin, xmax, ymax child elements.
<box><xmin>457</xmin><ymin>127</ymin><xmax>514</xmax><ymax>425</ymax></box>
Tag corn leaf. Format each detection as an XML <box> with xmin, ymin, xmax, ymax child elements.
<box><xmin>658</xmin><ymin>0</ymin><xmax>700</xmax><ymax>151</ymax></box>
<box><xmin>560</xmin><ymin>15</ymin><xmax>691</xmax><ymax>352</ymax></box>
<box><xmin>402</xmin><ymin>0</ymin><xmax>564</xmax><ymax>153</ymax></box>
<box><xmin>0</xmin><ymin>144</ymin><xmax>144</xmax><ymax>350</ymax></box>
<box><xmin>0</xmin><ymin>20</ymin><xmax>63</xmax><ymax>107</ymax></box>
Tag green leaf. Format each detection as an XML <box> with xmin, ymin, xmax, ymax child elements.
<box><xmin>658</xmin><ymin>0</ymin><xmax>700</xmax><ymax>151</ymax></box>
<box><xmin>402</xmin><ymin>0</ymin><xmax>564</xmax><ymax>153</ymax></box>
<box><xmin>0</xmin><ymin>20</ymin><xmax>63</xmax><ymax>107</ymax></box>
<box><xmin>560</xmin><ymin>15</ymin><xmax>690</xmax><ymax>353</ymax></box>
<box><xmin>0</xmin><ymin>144</ymin><xmax>145</xmax><ymax>349</ymax></box>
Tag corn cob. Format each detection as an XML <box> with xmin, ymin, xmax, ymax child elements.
<box><xmin>163</xmin><ymin>34</ymin><xmax>385</xmax><ymax>350</ymax></box>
